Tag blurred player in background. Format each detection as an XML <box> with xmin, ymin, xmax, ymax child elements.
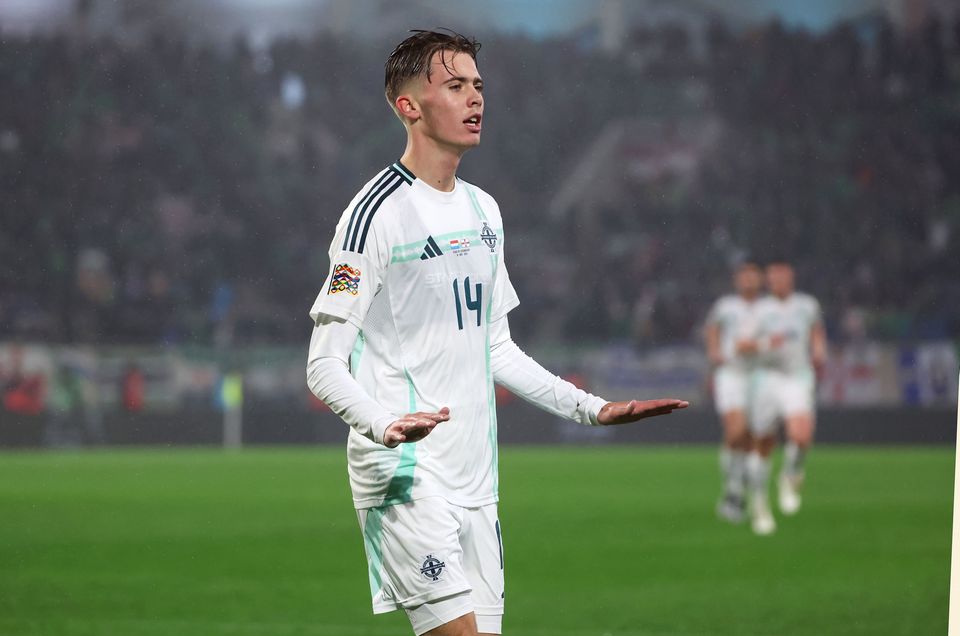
<box><xmin>705</xmin><ymin>259</ymin><xmax>763</xmax><ymax>523</ymax></box>
<box><xmin>306</xmin><ymin>30</ymin><xmax>688</xmax><ymax>636</ymax></box>
<box><xmin>746</xmin><ymin>259</ymin><xmax>826</xmax><ymax>535</ymax></box>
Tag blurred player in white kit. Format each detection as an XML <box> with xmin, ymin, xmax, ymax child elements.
<box><xmin>746</xmin><ymin>259</ymin><xmax>827</xmax><ymax>535</ymax></box>
<box><xmin>705</xmin><ymin>260</ymin><xmax>763</xmax><ymax>523</ymax></box>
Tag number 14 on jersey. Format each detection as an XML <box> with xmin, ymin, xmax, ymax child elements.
<box><xmin>452</xmin><ymin>277</ymin><xmax>482</xmax><ymax>330</ymax></box>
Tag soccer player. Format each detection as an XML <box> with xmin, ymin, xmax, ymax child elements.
<box><xmin>746</xmin><ymin>259</ymin><xmax>826</xmax><ymax>535</ymax></box>
<box><xmin>305</xmin><ymin>30</ymin><xmax>689</xmax><ymax>636</ymax></box>
<box><xmin>704</xmin><ymin>260</ymin><xmax>763</xmax><ymax>523</ymax></box>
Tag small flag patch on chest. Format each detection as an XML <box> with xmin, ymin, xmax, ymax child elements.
<box><xmin>449</xmin><ymin>238</ymin><xmax>471</xmax><ymax>255</ymax></box>
<box><xmin>328</xmin><ymin>263</ymin><xmax>361</xmax><ymax>295</ymax></box>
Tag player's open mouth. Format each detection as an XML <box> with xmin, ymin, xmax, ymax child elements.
<box><xmin>463</xmin><ymin>114</ymin><xmax>482</xmax><ymax>133</ymax></box>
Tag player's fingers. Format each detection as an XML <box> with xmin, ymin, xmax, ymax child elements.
<box><xmin>402</xmin><ymin>419</ymin><xmax>437</xmax><ymax>432</ymax></box>
<box><xmin>400</xmin><ymin>420</ymin><xmax>439</xmax><ymax>441</ymax></box>
<box><xmin>645</xmin><ymin>404</ymin><xmax>685</xmax><ymax>415</ymax></box>
<box><xmin>650</xmin><ymin>403</ymin><xmax>684</xmax><ymax>414</ymax></box>
<box><xmin>615</xmin><ymin>400</ymin><xmax>646</xmax><ymax>418</ymax></box>
<box><xmin>397</xmin><ymin>414</ymin><xmax>433</xmax><ymax>425</ymax></box>
<box><xmin>629</xmin><ymin>401</ymin><xmax>686</xmax><ymax>419</ymax></box>
<box><xmin>386</xmin><ymin>419</ymin><xmax>435</xmax><ymax>444</ymax></box>
<box><xmin>383</xmin><ymin>430</ymin><xmax>406</xmax><ymax>447</ymax></box>
<box><xmin>645</xmin><ymin>407</ymin><xmax>674</xmax><ymax>417</ymax></box>
<box><xmin>655</xmin><ymin>401</ymin><xmax>691</xmax><ymax>414</ymax></box>
<box><xmin>633</xmin><ymin>400</ymin><xmax>688</xmax><ymax>415</ymax></box>
<box><xmin>407</xmin><ymin>410</ymin><xmax>450</xmax><ymax>422</ymax></box>
<box><xmin>646</xmin><ymin>398</ymin><xmax>689</xmax><ymax>409</ymax></box>
<box><xmin>606</xmin><ymin>401</ymin><xmax>644</xmax><ymax>422</ymax></box>
<box><xmin>404</xmin><ymin>428</ymin><xmax>433</xmax><ymax>442</ymax></box>
<box><xmin>615</xmin><ymin>401</ymin><xmax>635</xmax><ymax>416</ymax></box>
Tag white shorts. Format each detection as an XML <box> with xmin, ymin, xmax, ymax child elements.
<box><xmin>750</xmin><ymin>369</ymin><xmax>815</xmax><ymax>435</ymax></box>
<box><xmin>713</xmin><ymin>366</ymin><xmax>750</xmax><ymax>415</ymax></box>
<box><xmin>357</xmin><ymin>496</ymin><xmax>505</xmax><ymax>635</ymax></box>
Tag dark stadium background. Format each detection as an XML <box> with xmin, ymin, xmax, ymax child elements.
<box><xmin>0</xmin><ymin>1</ymin><xmax>957</xmax><ymax>635</ymax></box>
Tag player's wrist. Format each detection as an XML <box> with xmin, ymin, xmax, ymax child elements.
<box><xmin>371</xmin><ymin>414</ymin><xmax>397</xmax><ymax>446</ymax></box>
<box><xmin>583</xmin><ymin>395</ymin><xmax>609</xmax><ymax>426</ymax></box>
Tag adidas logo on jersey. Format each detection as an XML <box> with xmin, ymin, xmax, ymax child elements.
<box><xmin>420</xmin><ymin>236</ymin><xmax>444</xmax><ymax>260</ymax></box>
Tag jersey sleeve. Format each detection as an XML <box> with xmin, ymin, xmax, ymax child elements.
<box><xmin>306</xmin><ymin>317</ymin><xmax>396</xmax><ymax>445</ymax></box>
<box><xmin>489</xmin><ymin>315</ymin><xmax>606</xmax><ymax>425</ymax></box>
<box><xmin>309</xmin><ymin>207</ymin><xmax>391</xmax><ymax>328</ymax></box>
<box><xmin>479</xmin><ymin>192</ymin><xmax>519</xmax><ymax>322</ymax></box>
<box><xmin>808</xmin><ymin>296</ymin><xmax>823</xmax><ymax>326</ymax></box>
<box><xmin>491</xmin><ymin>245</ymin><xmax>520</xmax><ymax>322</ymax></box>
<box><xmin>706</xmin><ymin>298</ymin><xmax>723</xmax><ymax>326</ymax></box>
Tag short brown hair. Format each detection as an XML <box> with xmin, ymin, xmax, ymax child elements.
<box><xmin>384</xmin><ymin>29</ymin><xmax>481</xmax><ymax>106</ymax></box>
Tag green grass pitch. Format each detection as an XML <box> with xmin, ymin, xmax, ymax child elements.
<box><xmin>0</xmin><ymin>445</ymin><xmax>951</xmax><ymax>635</ymax></box>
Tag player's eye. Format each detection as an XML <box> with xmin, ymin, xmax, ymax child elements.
<box><xmin>475</xmin><ymin>83</ymin><xmax>484</xmax><ymax>92</ymax></box>
<box><xmin>449</xmin><ymin>83</ymin><xmax>461</xmax><ymax>91</ymax></box>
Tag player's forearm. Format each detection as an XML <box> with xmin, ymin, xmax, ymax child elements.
<box><xmin>705</xmin><ymin>324</ymin><xmax>722</xmax><ymax>365</ymax></box>
<box><xmin>306</xmin><ymin>320</ymin><xmax>395</xmax><ymax>445</ymax></box>
<box><xmin>810</xmin><ymin>323</ymin><xmax>827</xmax><ymax>364</ymax></box>
<box><xmin>489</xmin><ymin>318</ymin><xmax>606</xmax><ymax>426</ymax></box>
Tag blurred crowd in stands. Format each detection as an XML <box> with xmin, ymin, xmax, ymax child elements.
<box><xmin>1</xmin><ymin>15</ymin><xmax>958</xmax><ymax>347</ymax></box>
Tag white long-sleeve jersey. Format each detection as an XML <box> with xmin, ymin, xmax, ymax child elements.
<box><xmin>755</xmin><ymin>292</ymin><xmax>823</xmax><ymax>374</ymax></box>
<box><xmin>306</xmin><ymin>162</ymin><xmax>606</xmax><ymax>510</ymax></box>
<box><xmin>705</xmin><ymin>294</ymin><xmax>760</xmax><ymax>371</ymax></box>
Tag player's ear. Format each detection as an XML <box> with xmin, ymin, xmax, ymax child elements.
<box><xmin>395</xmin><ymin>94</ymin><xmax>420</xmax><ymax>124</ymax></box>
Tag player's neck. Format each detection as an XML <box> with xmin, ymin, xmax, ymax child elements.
<box><xmin>400</xmin><ymin>138</ymin><xmax>465</xmax><ymax>193</ymax></box>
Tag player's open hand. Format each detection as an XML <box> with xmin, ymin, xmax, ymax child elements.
<box><xmin>596</xmin><ymin>399</ymin><xmax>689</xmax><ymax>425</ymax></box>
<box><xmin>383</xmin><ymin>407</ymin><xmax>450</xmax><ymax>448</ymax></box>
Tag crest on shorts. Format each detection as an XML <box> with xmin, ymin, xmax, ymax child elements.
<box><xmin>327</xmin><ymin>263</ymin><xmax>360</xmax><ymax>296</ymax></box>
<box><xmin>480</xmin><ymin>222</ymin><xmax>498</xmax><ymax>253</ymax></box>
<box><xmin>420</xmin><ymin>554</ymin><xmax>446</xmax><ymax>582</ymax></box>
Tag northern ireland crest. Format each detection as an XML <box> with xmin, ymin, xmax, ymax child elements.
<box><xmin>420</xmin><ymin>555</ymin><xmax>446</xmax><ymax>582</ymax></box>
<box><xmin>480</xmin><ymin>222</ymin><xmax>498</xmax><ymax>253</ymax></box>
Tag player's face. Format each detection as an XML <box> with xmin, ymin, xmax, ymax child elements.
<box><xmin>766</xmin><ymin>264</ymin><xmax>794</xmax><ymax>297</ymax></box>
<box><xmin>734</xmin><ymin>265</ymin><xmax>762</xmax><ymax>297</ymax></box>
<box><xmin>410</xmin><ymin>50</ymin><xmax>484</xmax><ymax>150</ymax></box>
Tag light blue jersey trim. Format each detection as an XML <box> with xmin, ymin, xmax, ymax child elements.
<box><xmin>363</xmin><ymin>368</ymin><xmax>420</xmax><ymax>597</ymax></box>
<box><xmin>350</xmin><ymin>332</ymin><xmax>365</xmax><ymax>377</ymax></box>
